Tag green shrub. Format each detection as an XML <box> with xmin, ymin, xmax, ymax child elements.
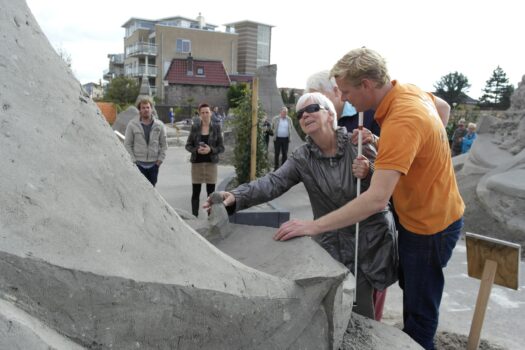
<box><xmin>229</xmin><ymin>87</ymin><xmax>270</xmax><ymax>185</ymax></box>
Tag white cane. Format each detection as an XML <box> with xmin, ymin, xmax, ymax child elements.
<box><xmin>353</xmin><ymin>112</ymin><xmax>364</xmax><ymax>305</ymax></box>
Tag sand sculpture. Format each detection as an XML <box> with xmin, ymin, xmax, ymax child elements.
<box><xmin>112</xmin><ymin>105</ymin><xmax>139</xmax><ymax>135</ymax></box>
<box><xmin>455</xmin><ymin>76</ymin><xmax>525</xmax><ymax>242</ymax></box>
<box><xmin>0</xmin><ymin>1</ymin><xmax>355</xmax><ymax>348</ymax></box>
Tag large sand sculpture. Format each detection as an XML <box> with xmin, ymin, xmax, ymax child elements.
<box><xmin>0</xmin><ymin>1</ymin><xmax>353</xmax><ymax>349</ymax></box>
<box><xmin>455</xmin><ymin>77</ymin><xmax>525</xmax><ymax>247</ymax></box>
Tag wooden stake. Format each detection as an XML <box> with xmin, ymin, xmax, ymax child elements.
<box><xmin>250</xmin><ymin>78</ymin><xmax>259</xmax><ymax>181</ymax></box>
<box><xmin>467</xmin><ymin>259</ymin><xmax>497</xmax><ymax>350</ymax></box>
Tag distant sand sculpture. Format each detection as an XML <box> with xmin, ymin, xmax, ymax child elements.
<box><xmin>455</xmin><ymin>75</ymin><xmax>525</xmax><ymax>245</ymax></box>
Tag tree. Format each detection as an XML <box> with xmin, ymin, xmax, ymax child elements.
<box><xmin>105</xmin><ymin>76</ymin><xmax>139</xmax><ymax>106</ymax></box>
<box><xmin>186</xmin><ymin>97</ymin><xmax>195</xmax><ymax>118</ymax></box>
<box><xmin>499</xmin><ymin>85</ymin><xmax>515</xmax><ymax>110</ymax></box>
<box><xmin>227</xmin><ymin>83</ymin><xmax>248</xmax><ymax>109</ymax></box>
<box><xmin>434</xmin><ymin>72</ymin><xmax>471</xmax><ymax>106</ymax></box>
<box><xmin>479</xmin><ymin>66</ymin><xmax>515</xmax><ymax>110</ymax></box>
<box><xmin>229</xmin><ymin>87</ymin><xmax>269</xmax><ymax>185</ymax></box>
<box><xmin>281</xmin><ymin>89</ymin><xmax>288</xmax><ymax>104</ymax></box>
<box><xmin>288</xmin><ymin>89</ymin><xmax>296</xmax><ymax>104</ymax></box>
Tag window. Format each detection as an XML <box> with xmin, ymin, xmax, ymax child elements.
<box><xmin>179</xmin><ymin>20</ymin><xmax>191</xmax><ymax>28</ymax></box>
<box><xmin>196</xmin><ymin>67</ymin><xmax>204</xmax><ymax>76</ymax></box>
<box><xmin>176</xmin><ymin>39</ymin><xmax>191</xmax><ymax>53</ymax></box>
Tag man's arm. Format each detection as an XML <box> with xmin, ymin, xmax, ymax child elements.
<box><xmin>273</xmin><ymin>169</ymin><xmax>401</xmax><ymax>241</ymax></box>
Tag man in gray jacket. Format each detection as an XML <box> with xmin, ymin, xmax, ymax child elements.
<box><xmin>124</xmin><ymin>98</ymin><xmax>167</xmax><ymax>186</ymax></box>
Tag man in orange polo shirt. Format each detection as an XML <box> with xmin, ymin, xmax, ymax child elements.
<box><xmin>273</xmin><ymin>48</ymin><xmax>464</xmax><ymax>350</ymax></box>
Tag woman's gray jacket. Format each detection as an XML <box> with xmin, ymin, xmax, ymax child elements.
<box><xmin>185</xmin><ymin>118</ymin><xmax>224</xmax><ymax>163</ymax></box>
<box><xmin>231</xmin><ymin>127</ymin><xmax>398</xmax><ymax>290</ymax></box>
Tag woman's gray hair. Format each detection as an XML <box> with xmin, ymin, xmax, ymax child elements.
<box><xmin>296</xmin><ymin>92</ymin><xmax>338</xmax><ymax>130</ymax></box>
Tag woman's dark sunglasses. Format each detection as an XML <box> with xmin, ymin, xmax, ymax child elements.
<box><xmin>296</xmin><ymin>104</ymin><xmax>326</xmax><ymax>120</ymax></box>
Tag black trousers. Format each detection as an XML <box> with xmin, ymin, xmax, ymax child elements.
<box><xmin>274</xmin><ymin>137</ymin><xmax>289</xmax><ymax>170</ymax></box>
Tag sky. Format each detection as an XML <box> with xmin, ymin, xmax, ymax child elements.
<box><xmin>26</xmin><ymin>0</ymin><xmax>524</xmax><ymax>99</ymax></box>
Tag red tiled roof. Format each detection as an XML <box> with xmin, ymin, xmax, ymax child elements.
<box><xmin>165</xmin><ymin>59</ymin><xmax>231</xmax><ymax>86</ymax></box>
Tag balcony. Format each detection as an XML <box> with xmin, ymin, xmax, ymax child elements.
<box><xmin>125</xmin><ymin>65</ymin><xmax>157</xmax><ymax>78</ymax></box>
<box><xmin>108</xmin><ymin>54</ymin><xmax>125</xmax><ymax>64</ymax></box>
<box><xmin>126</xmin><ymin>43</ymin><xmax>157</xmax><ymax>57</ymax></box>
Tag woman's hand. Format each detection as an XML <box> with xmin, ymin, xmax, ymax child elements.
<box><xmin>352</xmin><ymin>155</ymin><xmax>369</xmax><ymax>179</ymax></box>
<box><xmin>198</xmin><ymin>144</ymin><xmax>211</xmax><ymax>154</ymax></box>
<box><xmin>203</xmin><ymin>191</ymin><xmax>236</xmax><ymax>213</ymax></box>
<box><xmin>273</xmin><ymin>219</ymin><xmax>320</xmax><ymax>241</ymax></box>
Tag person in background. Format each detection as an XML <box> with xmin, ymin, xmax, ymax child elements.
<box><xmin>185</xmin><ymin>103</ymin><xmax>224</xmax><ymax>217</ymax></box>
<box><xmin>262</xmin><ymin>114</ymin><xmax>273</xmax><ymax>151</ymax></box>
<box><xmin>206</xmin><ymin>92</ymin><xmax>397</xmax><ymax>320</ymax></box>
<box><xmin>212</xmin><ymin>106</ymin><xmax>224</xmax><ymax>127</ymax></box>
<box><xmin>451</xmin><ymin>118</ymin><xmax>467</xmax><ymax>156</ymax></box>
<box><xmin>274</xmin><ymin>48</ymin><xmax>464</xmax><ymax>350</ymax></box>
<box><xmin>461</xmin><ymin>122</ymin><xmax>477</xmax><ymax>154</ymax></box>
<box><xmin>305</xmin><ymin>70</ymin><xmax>380</xmax><ymax>136</ymax></box>
<box><xmin>168</xmin><ymin>107</ymin><xmax>175</xmax><ymax>126</ymax></box>
<box><xmin>272</xmin><ymin>107</ymin><xmax>293</xmax><ymax>170</ymax></box>
<box><xmin>305</xmin><ymin>69</ymin><xmax>385</xmax><ymax>321</ymax></box>
<box><xmin>124</xmin><ymin>98</ymin><xmax>167</xmax><ymax>187</ymax></box>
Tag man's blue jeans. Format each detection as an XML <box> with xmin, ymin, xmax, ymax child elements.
<box><xmin>137</xmin><ymin>164</ymin><xmax>159</xmax><ymax>186</ymax></box>
<box><xmin>398</xmin><ymin>218</ymin><xmax>463</xmax><ymax>350</ymax></box>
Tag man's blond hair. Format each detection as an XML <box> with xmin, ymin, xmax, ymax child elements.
<box><xmin>330</xmin><ymin>48</ymin><xmax>390</xmax><ymax>88</ymax></box>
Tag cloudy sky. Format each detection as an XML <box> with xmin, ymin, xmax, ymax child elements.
<box><xmin>26</xmin><ymin>0</ymin><xmax>523</xmax><ymax>99</ymax></box>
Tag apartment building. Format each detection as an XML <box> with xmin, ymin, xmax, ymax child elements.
<box><xmin>103</xmin><ymin>54</ymin><xmax>125</xmax><ymax>82</ymax></box>
<box><xmin>104</xmin><ymin>14</ymin><xmax>273</xmax><ymax>105</ymax></box>
<box><xmin>224</xmin><ymin>20</ymin><xmax>272</xmax><ymax>75</ymax></box>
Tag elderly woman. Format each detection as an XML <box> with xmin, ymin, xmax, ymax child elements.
<box><xmin>185</xmin><ymin>103</ymin><xmax>224</xmax><ymax>217</ymax></box>
<box><xmin>461</xmin><ymin>122</ymin><xmax>477</xmax><ymax>154</ymax></box>
<box><xmin>207</xmin><ymin>92</ymin><xmax>397</xmax><ymax>319</ymax></box>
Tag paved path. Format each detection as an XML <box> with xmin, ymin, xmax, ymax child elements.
<box><xmin>157</xmin><ymin>145</ymin><xmax>525</xmax><ymax>350</ymax></box>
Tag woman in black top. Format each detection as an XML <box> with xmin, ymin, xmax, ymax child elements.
<box><xmin>185</xmin><ymin>103</ymin><xmax>224</xmax><ymax>217</ymax></box>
